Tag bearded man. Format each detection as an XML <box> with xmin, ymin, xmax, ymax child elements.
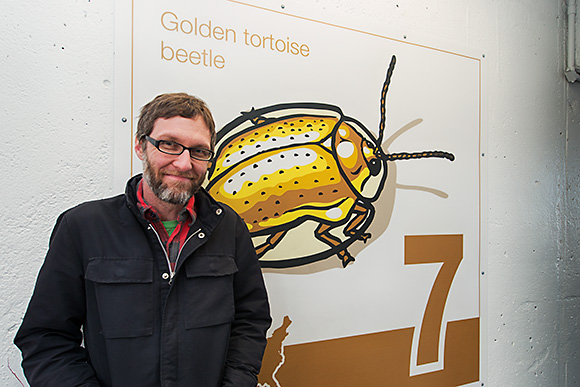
<box><xmin>14</xmin><ymin>93</ymin><xmax>271</xmax><ymax>387</ymax></box>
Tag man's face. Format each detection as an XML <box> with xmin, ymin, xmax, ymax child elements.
<box><xmin>135</xmin><ymin>116</ymin><xmax>212</xmax><ymax>205</ymax></box>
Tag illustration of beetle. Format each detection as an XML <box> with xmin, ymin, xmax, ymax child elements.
<box><xmin>206</xmin><ymin>55</ymin><xmax>454</xmax><ymax>268</ymax></box>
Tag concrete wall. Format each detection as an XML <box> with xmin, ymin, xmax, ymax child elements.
<box><xmin>1</xmin><ymin>0</ymin><xmax>577</xmax><ymax>385</ymax></box>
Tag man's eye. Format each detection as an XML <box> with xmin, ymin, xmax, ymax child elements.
<box><xmin>159</xmin><ymin>141</ymin><xmax>181</xmax><ymax>152</ymax></box>
<box><xmin>190</xmin><ymin>148</ymin><xmax>213</xmax><ymax>160</ymax></box>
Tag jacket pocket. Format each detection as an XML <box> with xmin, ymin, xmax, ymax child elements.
<box><xmin>182</xmin><ymin>254</ymin><xmax>238</xmax><ymax>329</ymax></box>
<box><xmin>85</xmin><ymin>257</ymin><xmax>154</xmax><ymax>339</ymax></box>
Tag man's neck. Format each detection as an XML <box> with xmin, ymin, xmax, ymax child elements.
<box><xmin>142</xmin><ymin>182</ymin><xmax>185</xmax><ymax>221</ymax></box>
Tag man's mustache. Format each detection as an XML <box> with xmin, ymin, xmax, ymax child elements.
<box><xmin>161</xmin><ymin>170</ymin><xmax>198</xmax><ymax>179</ymax></box>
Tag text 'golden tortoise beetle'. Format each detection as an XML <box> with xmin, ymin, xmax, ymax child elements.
<box><xmin>206</xmin><ymin>55</ymin><xmax>454</xmax><ymax>268</ymax></box>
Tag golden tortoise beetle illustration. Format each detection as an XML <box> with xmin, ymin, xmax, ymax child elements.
<box><xmin>206</xmin><ymin>55</ymin><xmax>454</xmax><ymax>268</ymax></box>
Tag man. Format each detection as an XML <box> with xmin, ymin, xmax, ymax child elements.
<box><xmin>14</xmin><ymin>93</ymin><xmax>272</xmax><ymax>387</ymax></box>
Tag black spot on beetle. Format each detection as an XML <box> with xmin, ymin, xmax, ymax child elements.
<box><xmin>248</xmin><ymin>182</ymin><xmax>253</xmax><ymax>187</ymax></box>
<box><xmin>274</xmin><ymin>212</ymin><xmax>280</xmax><ymax>217</ymax></box>
<box><xmin>275</xmin><ymin>200</ymin><xmax>281</xmax><ymax>204</ymax></box>
<box><xmin>258</xmin><ymin>208</ymin><xmax>262</xmax><ymax>212</ymax></box>
<box><xmin>245</xmin><ymin>201</ymin><xmax>250</xmax><ymax>205</ymax></box>
<box><xmin>279</xmin><ymin>170</ymin><xmax>285</xmax><ymax>174</ymax></box>
<box><xmin>318</xmin><ymin>192</ymin><xmax>324</xmax><ymax>196</ymax></box>
<box><xmin>253</xmin><ymin>164</ymin><xmax>259</xmax><ymax>168</ymax></box>
<box><xmin>261</xmin><ymin>191</ymin><xmax>266</xmax><ymax>195</ymax></box>
<box><xmin>262</xmin><ymin>216</ymin><xmax>269</xmax><ymax>221</ymax></box>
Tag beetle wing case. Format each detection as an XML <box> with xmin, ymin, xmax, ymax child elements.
<box><xmin>206</xmin><ymin>102</ymin><xmax>388</xmax><ymax>268</ymax></box>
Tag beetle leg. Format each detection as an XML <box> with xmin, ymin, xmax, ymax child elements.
<box><xmin>314</xmin><ymin>223</ymin><xmax>355</xmax><ymax>268</ymax></box>
<box><xmin>344</xmin><ymin>203</ymin><xmax>372</xmax><ymax>243</ymax></box>
<box><xmin>255</xmin><ymin>230</ymin><xmax>288</xmax><ymax>258</ymax></box>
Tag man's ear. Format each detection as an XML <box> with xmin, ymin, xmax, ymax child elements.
<box><xmin>135</xmin><ymin>137</ymin><xmax>145</xmax><ymax>160</ymax></box>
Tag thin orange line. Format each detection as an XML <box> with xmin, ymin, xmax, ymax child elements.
<box><xmin>226</xmin><ymin>0</ymin><xmax>480</xmax><ymax>61</ymax></box>
<box><xmin>479</xmin><ymin>58</ymin><xmax>482</xmax><ymax>320</ymax></box>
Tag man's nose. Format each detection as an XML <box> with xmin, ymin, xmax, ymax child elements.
<box><xmin>171</xmin><ymin>151</ymin><xmax>193</xmax><ymax>171</ymax></box>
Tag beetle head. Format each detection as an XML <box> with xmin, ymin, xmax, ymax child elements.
<box><xmin>333</xmin><ymin>119</ymin><xmax>388</xmax><ymax>203</ymax></box>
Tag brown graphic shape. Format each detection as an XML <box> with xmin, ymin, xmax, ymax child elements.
<box><xmin>405</xmin><ymin>234</ymin><xmax>463</xmax><ymax>365</ymax></box>
<box><xmin>259</xmin><ymin>316</ymin><xmax>293</xmax><ymax>387</ymax></box>
<box><xmin>260</xmin><ymin>318</ymin><xmax>478</xmax><ymax>386</ymax></box>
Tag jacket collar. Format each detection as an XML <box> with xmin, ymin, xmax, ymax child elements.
<box><xmin>125</xmin><ymin>174</ymin><xmax>224</xmax><ymax>233</ymax></box>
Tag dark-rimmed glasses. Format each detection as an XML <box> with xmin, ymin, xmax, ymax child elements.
<box><xmin>145</xmin><ymin>136</ymin><xmax>214</xmax><ymax>161</ymax></box>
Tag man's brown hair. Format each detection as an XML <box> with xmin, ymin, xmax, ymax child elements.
<box><xmin>136</xmin><ymin>93</ymin><xmax>216</xmax><ymax>149</ymax></box>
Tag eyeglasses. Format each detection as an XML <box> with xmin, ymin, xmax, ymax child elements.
<box><xmin>145</xmin><ymin>136</ymin><xmax>214</xmax><ymax>161</ymax></box>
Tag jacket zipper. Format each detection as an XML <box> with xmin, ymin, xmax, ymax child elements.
<box><xmin>148</xmin><ymin>224</ymin><xmax>201</xmax><ymax>285</ymax></box>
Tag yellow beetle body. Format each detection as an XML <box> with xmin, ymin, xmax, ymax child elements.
<box><xmin>206</xmin><ymin>56</ymin><xmax>454</xmax><ymax>268</ymax></box>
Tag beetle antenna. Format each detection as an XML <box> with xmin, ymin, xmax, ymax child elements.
<box><xmin>384</xmin><ymin>151</ymin><xmax>455</xmax><ymax>162</ymax></box>
<box><xmin>377</xmin><ymin>55</ymin><xmax>397</xmax><ymax>147</ymax></box>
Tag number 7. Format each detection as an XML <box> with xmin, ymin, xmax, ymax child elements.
<box><xmin>405</xmin><ymin>234</ymin><xmax>464</xmax><ymax>365</ymax></box>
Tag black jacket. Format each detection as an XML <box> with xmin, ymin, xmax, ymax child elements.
<box><xmin>15</xmin><ymin>175</ymin><xmax>271</xmax><ymax>387</ymax></box>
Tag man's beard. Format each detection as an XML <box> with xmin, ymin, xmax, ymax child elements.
<box><xmin>142</xmin><ymin>152</ymin><xmax>204</xmax><ymax>205</ymax></box>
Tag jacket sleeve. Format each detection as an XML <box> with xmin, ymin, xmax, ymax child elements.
<box><xmin>221</xmin><ymin>214</ymin><xmax>272</xmax><ymax>387</ymax></box>
<box><xmin>14</xmin><ymin>213</ymin><xmax>101</xmax><ymax>387</ymax></box>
